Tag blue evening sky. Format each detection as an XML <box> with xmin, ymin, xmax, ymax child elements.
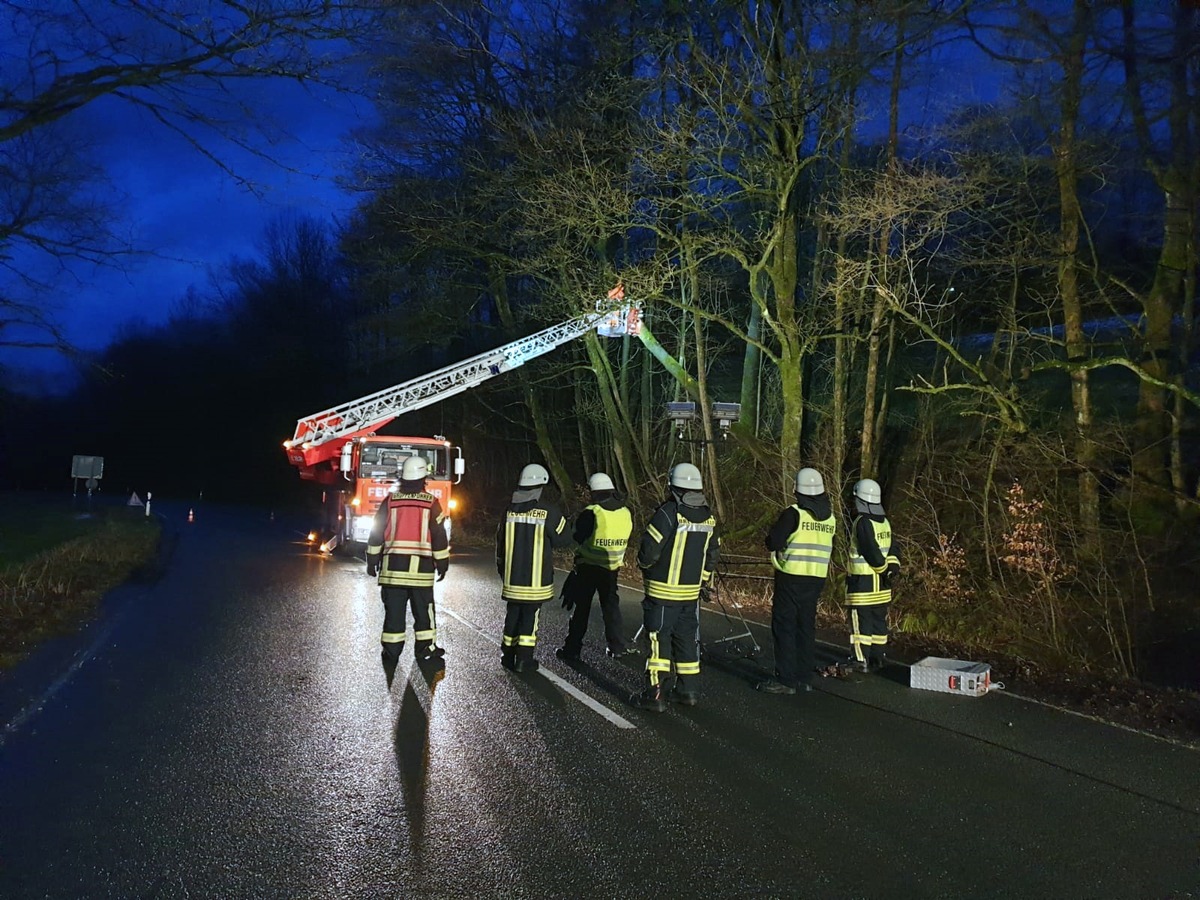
<box><xmin>1</xmin><ymin>73</ymin><xmax>373</xmax><ymax>386</ymax></box>
<box><xmin>1</xmin><ymin>20</ymin><xmax>1007</xmax><ymax>391</ymax></box>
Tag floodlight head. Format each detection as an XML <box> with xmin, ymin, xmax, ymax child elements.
<box><xmin>666</xmin><ymin>401</ymin><xmax>697</xmax><ymax>435</ymax></box>
<box><xmin>711</xmin><ymin>402</ymin><xmax>741</xmax><ymax>436</ymax></box>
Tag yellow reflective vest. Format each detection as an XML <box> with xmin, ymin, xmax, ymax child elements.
<box><xmin>575</xmin><ymin>504</ymin><xmax>633</xmax><ymax>570</ymax></box>
<box><xmin>771</xmin><ymin>505</ymin><xmax>836</xmax><ymax>578</ymax></box>
<box><xmin>846</xmin><ymin>516</ymin><xmax>897</xmax><ymax>606</ymax></box>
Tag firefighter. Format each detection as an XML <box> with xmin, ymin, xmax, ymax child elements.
<box><xmin>366</xmin><ymin>456</ymin><xmax>450</xmax><ymax>665</ymax></box>
<box><xmin>555</xmin><ymin>473</ymin><xmax>636</xmax><ymax>662</ymax></box>
<box><xmin>756</xmin><ymin>467</ymin><xmax>837</xmax><ymax>695</ymax></box>
<box><xmin>633</xmin><ymin>462</ymin><xmax>720</xmax><ymax>712</ymax></box>
<box><xmin>496</xmin><ymin>463</ymin><xmax>573</xmax><ymax>673</ymax></box>
<box><xmin>845</xmin><ymin>478</ymin><xmax>900</xmax><ymax>672</ymax></box>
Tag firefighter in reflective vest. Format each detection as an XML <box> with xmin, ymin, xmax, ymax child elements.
<box><xmin>366</xmin><ymin>456</ymin><xmax>450</xmax><ymax>664</ymax></box>
<box><xmin>633</xmin><ymin>463</ymin><xmax>720</xmax><ymax>712</ymax></box>
<box><xmin>556</xmin><ymin>473</ymin><xmax>636</xmax><ymax>662</ymax></box>
<box><xmin>756</xmin><ymin>467</ymin><xmax>836</xmax><ymax>695</ymax></box>
<box><xmin>496</xmin><ymin>463</ymin><xmax>572</xmax><ymax>673</ymax></box>
<box><xmin>845</xmin><ymin>477</ymin><xmax>900</xmax><ymax>672</ymax></box>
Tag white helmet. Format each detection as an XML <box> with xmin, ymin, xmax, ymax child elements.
<box><xmin>518</xmin><ymin>463</ymin><xmax>550</xmax><ymax>487</ymax></box>
<box><xmin>853</xmin><ymin>478</ymin><xmax>882</xmax><ymax>505</ymax></box>
<box><xmin>401</xmin><ymin>457</ymin><xmax>428</xmax><ymax>481</ymax></box>
<box><xmin>588</xmin><ymin>473</ymin><xmax>615</xmax><ymax>492</ymax></box>
<box><xmin>795</xmin><ymin>467</ymin><xmax>825</xmax><ymax>496</ymax></box>
<box><xmin>669</xmin><ymin>463</ymin><xmax>703</xmax><ymax>491</ymax></box>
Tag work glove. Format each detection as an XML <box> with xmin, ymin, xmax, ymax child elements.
<box><xmin>436</xmin><ymin>568</ymin><xmax>447</xmax><ymax>582</ymax></box>
<box><xmin>885</xmin><ymin>563</ymin><xmax>899</xmax><ymax>589</ymax></box>
<box><xmin>699</xmin><ymin>583</ymin><xmax>714</xmax><ymax>604</ymax></box>
<box><xmin>366</xmin><ymin>560</ymin><xmax>378</xmax><ymax>578</ymax></box>
<box><xmin>560</xmin><ymin>569</ymin><xmax>578</xmax><ymax>610</ymax></box>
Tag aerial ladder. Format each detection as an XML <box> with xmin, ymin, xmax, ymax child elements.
<box><xmin>283</xmin><ymin>287</ymin><xmax>640</xmax><ymax>481</ymax></box>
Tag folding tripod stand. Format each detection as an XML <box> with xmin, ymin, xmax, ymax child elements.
<box><xmin>702</xmin><ymin>569</ymin><xmax>763</xmax><ymax>658</ymax></box>
<box><xmin>629</xmin><ymin>569</ymin><xmax>762</xmax><ymax>658</ymax></box>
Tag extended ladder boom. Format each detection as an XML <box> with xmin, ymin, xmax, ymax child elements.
<box><xmin>285</xmin><ymin>295</ymin><xmax>639</xmax><ymax>473</ymax></box>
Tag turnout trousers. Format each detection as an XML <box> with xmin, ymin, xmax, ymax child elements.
<box><xmin>847</xmin><ymin>602</ymin><xmax>889</xmax><ymax>665</ymax></box>
<box><xmin>770</xmin><ymin>572</ymin><xmax>823</xmax><ymax>688</ymax></box>
<box><xmin>381</xmin><ymin>585</ymin><xmax>437</xmax><ymax>660</ymax></box>
<box><xmin>642</xmin><ymin>598</ymin><xmax>700</xmax><ymax>693</ymax></box>
<box><xmin>501</xmin><ymin>602</ymin><xmax>542</xmax><ymax>665</ymax></box>
<box><xmin>564</xmin><ymin>563</ymin><xmax>627</xmax><ymax>655</ymax></box>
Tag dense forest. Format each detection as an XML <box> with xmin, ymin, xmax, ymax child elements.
<box><xmin>2</xmin><ymin>1</ymin><xmax>1197</xmax><ymax>686</ymax></box>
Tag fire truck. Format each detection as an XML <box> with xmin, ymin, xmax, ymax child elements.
<box><xmin>283</xmin><ymin>289</ymin><xmax>640</xmax><ymax>553</ymax></box>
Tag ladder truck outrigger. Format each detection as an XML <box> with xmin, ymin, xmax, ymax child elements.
<box><xmin>283</xmin><ymin>287</ymin><xmax>641</xmax><ymax>554</ymax></box>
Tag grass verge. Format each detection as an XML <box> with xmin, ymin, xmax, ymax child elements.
<box><xmin>0</xmin><ymin>497</ymin><xmax>162</xmax><ymax>670</ymax></box>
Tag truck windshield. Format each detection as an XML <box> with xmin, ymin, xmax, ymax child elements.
<box><xmin>359</xmin><ymin>444</ymin><xmax>448</xmax><ymax>480</ymax></box>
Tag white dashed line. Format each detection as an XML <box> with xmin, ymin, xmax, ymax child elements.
<box><xmin>439</xmin><ymin>606</ymin><xmax>636</xmax><ymax>730</ymax></box>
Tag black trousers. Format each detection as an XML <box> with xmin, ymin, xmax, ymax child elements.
<box><xmin>502</xmin><ymin>601</ymin><xmax>542</xmax><ymax>662</ymax></box>
<box><xmin>642</xmin><ymin>598</ymin><xmax>700</xmax><ymax>691</ymax></box>
<box><xmin>847</xmin><ymin>603</ymin><xmax>889</xmax><ymax>664</ymax></box>
<box><xmin>770</xmin><ymin>572</ymin><xmax>823</xmax><ymax>688</ymax></box>
<box><xmin>564</xmin><ymin>564</ymin><xmax>627</xmax><ymax>654</ymax></box>
<box><xmin>381</xmin><ymin>585</ymin><xmax>436</xmax><ymax>659</ymax></box>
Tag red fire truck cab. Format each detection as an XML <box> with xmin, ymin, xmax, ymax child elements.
<box><xmin>317</xmin><ymin>434</ymin><xmax>464</xmax><ymax>553</ymax></box>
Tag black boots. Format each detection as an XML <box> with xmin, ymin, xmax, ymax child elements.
<box><xmin>633</xmin><ymin>684</ymin><xmax>667</xmax><ymax>712</ymax></box>
<box><xmin>668</xmin><ymin>687</ymin><xmax>699</xmax><ymax>706</ymax></box>
<box><xmin>755</xmin><ymin>680</ymin><xmax>796</xmax><ymax>695</ymax></box>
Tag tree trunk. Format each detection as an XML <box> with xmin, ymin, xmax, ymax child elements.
<box><xmin>859</xmin><ymin>292</ymin><xmax>886</xmax><ymax>479</ymax></box>
<box><xmin>859</xmin><ymin>13</ymin><xmax>904</xmax><ymax>479</ymax></box>
<box><xmin>1122</xmin><ymin>0</ymin><xmax>1193</xmax><ymax>493</ymax></box>
<box><xmin>583</xmin><ymin>330</ymin><xmax>644</xmax><ymax>510</ymax></box>
<box><xmin>690</xmin><ymin>281</ymin><xmax>726</xmax><ymax>520</ymax></box>
<box><xmin>1058</xmin><ymin>0</ymin><xmax>1100</xmax><ymax>536</ymax></box>
<box><xmin>739</xmin><ymin>303</ymin><xmax>763</xmax><ymax>435</ymax></box>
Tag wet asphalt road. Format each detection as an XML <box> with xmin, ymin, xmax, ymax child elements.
<box><xmin>0</xmin><ymin>504</ymin><xmax>1197</xmax><ymax>899</ymax></box>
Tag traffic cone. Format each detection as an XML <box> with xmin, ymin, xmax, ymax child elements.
<box><xmin>187</xmin><ymin>508</ymin><xmax>195</xmax><ymax>523</ymax></box>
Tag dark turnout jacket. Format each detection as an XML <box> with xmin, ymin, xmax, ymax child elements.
<box><xmin>637</xmin><ymin>490</ymin><xmax>720</xmax><ymax>602</ymax></box>
<box><xmin>496</xmin><ymin>490</ymin><xmax>572</xmax><ymax>602</ymax></box>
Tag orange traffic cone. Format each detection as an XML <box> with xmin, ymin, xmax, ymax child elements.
<box><xmin>187</xmin><ymin>508</ymin><xmax>195</xmax><ymax>523</ymax></box>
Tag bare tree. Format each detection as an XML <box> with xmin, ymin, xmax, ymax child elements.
<box><xmin>0</xmin><ymin>0</ymin><xmax>376</xmax><ymax>351</ymax></box>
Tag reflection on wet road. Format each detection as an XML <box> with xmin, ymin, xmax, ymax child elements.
<box><xmin>0</xmin><ymin>505</ymin><xmax>1196</xmax><ymax>899</ymax></box>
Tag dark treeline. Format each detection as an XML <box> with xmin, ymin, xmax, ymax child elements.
<box><xmin>2</xmin><ymin>1</ymin><xmax>1198</xmax><ymax>685</ymax></box>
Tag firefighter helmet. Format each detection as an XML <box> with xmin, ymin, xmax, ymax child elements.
<box><xmin>518</xmin><ymin>464</ymin><xmax>550</xmax><ymax>487</ymax></box>
<box><xmin>853</xmin><ymin>478</ymin><xmax>882</xmax><ymax>505</ymax></box>
<box><xmin>795</xmin><ymin>467</ymin><xmax>825</xmax><ymax>496</ymax></box>
<box><xmin>669</xmin><ymin>463</ymin><xmax>703</xmax><ymax>490</ymax></box>
<box><xmin>588</xmin><ymin>473</ymin><xmax>615</xmax><ymax>492</ymax></box>
<box><xmin>401</xmin><ymin>457</ymin><xmax>428</xmax><ymax>481</ymax></box>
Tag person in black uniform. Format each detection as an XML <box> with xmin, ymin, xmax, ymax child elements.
<box><xmin>366</xmin><ymin>456</ymin><xmax>450</xmax><ymax>664</ymax></box>
<box><xmin>633</xmin><ymin>463</ymin><xmax>720</xmax><ymax>712</ymax></box>
<box><xmin>496</xmin><ymin>463</ymin><xmax>572</xmax><ymax>673</ymax></box>
<box><xmin>756</xmin><ymin>467</ymin><xmax>836</xmax><ymax>695</ymax></box>
<box><xmin>556</xmin><ymin>472</ymin><xmax>636</xmax><ymax>662</ymax></box>
<box><xmin>845</xmin><ymin>478</ymin><xmax>900</xmax><ymax>672</ymax></box>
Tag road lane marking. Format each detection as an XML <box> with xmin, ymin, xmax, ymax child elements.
<box><xmin>439</xmin><ymin>606</ymin><xmax>636</xmax><ymax>730</ymax></box>
<box><xmin>0</xmin><ymin>617</ymin><xmax>118</xmax><ymax>746</ymax></box>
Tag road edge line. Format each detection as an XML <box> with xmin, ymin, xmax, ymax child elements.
<box><xmin>439</xmin><ymin>605</ymin><xmax>636</xmax><ymax>730</ymax></box>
